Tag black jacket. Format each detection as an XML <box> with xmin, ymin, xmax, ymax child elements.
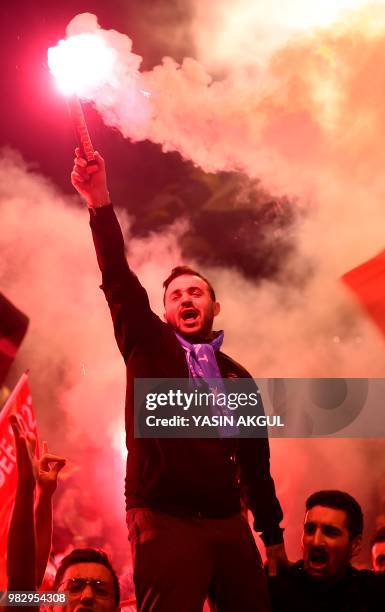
<box><xmin>269</xmin><ymin>560</ymin><xmax>385</xmax><ymax>612</ymax></box>
<box><xmin>90</xmin><ymin>204</ymin><xmax>284</xmax><ymax>544</ymax></box>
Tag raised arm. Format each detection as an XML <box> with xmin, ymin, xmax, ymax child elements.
<box><xmin>71</xmin><ymin>149</ymin><xmax>161</xmax><ymax>361</ymax></box>
<box><xmin>7</xmin><ymin>417</ymin><xmax>65</xmax><ymax>592</ymax></box>
<box><xmin>7</xmin><ymin>415</ymin><xmax>36</xmax><ymax>592</ymax></box>
<box><xmin>34</xmin><ymin>442</ymin><xmax>65</xmax><ymax>588</ymax></box>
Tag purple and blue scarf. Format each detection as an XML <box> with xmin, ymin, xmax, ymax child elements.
<box><xmin>175</xmin><ymin>331</ymin><xmax>239</xmax><ymax>437</ymax></box>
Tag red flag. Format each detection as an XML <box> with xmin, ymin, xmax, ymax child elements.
<box><xmin>0</xmin><ymin>294</ymin><xmax>29</xmax><ymax>386</ymax></box>
<box><xmin>0</xmin><ymin>373</ymin><xmax>38</xmax><ymax>589</ymax></box>
<box><xmin>342</xmin><ymin>250</ymin><xmax>385</xmax><ymax>337</ymax></box>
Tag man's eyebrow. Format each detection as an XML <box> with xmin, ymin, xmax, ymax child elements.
<box><xmin>169</xmin><ymin>285</ymin><xmax>204</xmax><ymax>295</ymax></box>
<box><xmin>322</xmin><ymin>524</ymin><xmax>342</xmax><ymax>533</ymax></box>
<box><xmin>304</xmin><ymin>520</ymin><xmax>341</xmax><ymax>529</ymax></box>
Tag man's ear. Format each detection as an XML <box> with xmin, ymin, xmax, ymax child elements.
<box><xmin>350</xmin><ymin>534</ymin><xmax>362</xmax><ymax>559</ymax></box>
<box><xmin>214</xmin><ymin>301</ymin><xmax>221</xmax><ymax>317</ymax></box>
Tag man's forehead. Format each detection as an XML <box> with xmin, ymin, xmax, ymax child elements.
<box><xmin>166</xmin><ymin>274</ymin><xmax>209</xmax><ymax>294</ymax></box>
<box><xmin>304</xmin><ymin>505</ymin><xmax>348</xmax><ymax>529</ymax></box>
<box><xmin>63</xmin><ymin>562</ymin><xmax>113</xmax><ymax>582</ymax></box>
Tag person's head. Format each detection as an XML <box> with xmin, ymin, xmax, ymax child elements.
<box><xmin>163</xmin><ymin>266</ymin><xmax>220</xmax><ymax>340</ymax></box>
<box><xmin>52</xmin><ymin>548</ymin><xmax>120</xmax><ymax>611</ymax></box>
<box><xmin>371</xmin><ymin>526</ymin><xmax>385</xmax><ymax>572</ymax></box>
<box><xmin>302</xmin><ymin>490</ymin><xmax>363</xmax><ymax>581</ymax></box>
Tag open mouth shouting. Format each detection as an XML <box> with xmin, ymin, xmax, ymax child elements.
<box><xmin>307</xmin><ymin>547</ymin><xmax>329</xmax><ymax>574</ymax></box>
<box><xmin>180</xmin><ymin>308</ymin><xmax>200</xmax><ymax>326</ymax></box>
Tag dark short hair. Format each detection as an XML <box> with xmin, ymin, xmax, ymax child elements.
<box><xmin>305</xmin><ymin>490</ymin><xmax>363</xmax><ymax>540</ymax></box>
<box><xmin>370</xmin><ymin>526</ymin><xmax>385</xmax><ymax>549</ymax></box>
<box><xmin>163</xmin><ymin>265</ymin><xmax>216</xmax><ymax>303</ymax></box>
<box><xmin>53</xmin><ymin>548</ymin><xmax>120</xmax><ymax>606</ymax></box>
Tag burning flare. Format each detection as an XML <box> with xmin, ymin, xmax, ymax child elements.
<box><xmin>47</xmin><ymin>17</ymin><xmax>122</xmax><ymax>170</ymax></box>
<box><xmin>48</xmin><ymin>31</ymin><xmax>116</xmax><ymax>98</ymax></box>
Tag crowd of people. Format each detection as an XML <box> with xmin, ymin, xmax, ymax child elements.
<box><xmin>5</xmin><ymin>420</ymin><xmax>385</xmax><ymax>611</ymax></box>
<box><xmin>4</xmin><ymin>149</ymin><xmax>385</xmax><ymax>610</ymax></box>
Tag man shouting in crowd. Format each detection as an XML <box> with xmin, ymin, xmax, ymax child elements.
<box><xmin>71</xmin><ymin>149</ymin><xmax>287</xmax><ymax>611</ymax></box>
<box><xmin>269</xmin><ymin>490</ymin><xmax>385</xmax><ymax>612</ymax></box>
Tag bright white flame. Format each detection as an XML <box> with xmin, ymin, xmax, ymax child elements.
<box><xmin>48</xmin><ymin>33</ymin><xmax>116</xmax><ymax>97</ymax></box>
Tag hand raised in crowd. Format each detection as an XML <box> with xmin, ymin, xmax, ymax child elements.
<box><xmin>71</xmin><ymin>148</ymin><xmax>111</xmax><ymax>208</ymax></box>
<box><xmin>9</xmin><ymin>414</ymin><xmax>36</xmax><ymax>491</ymax></box>
<box><xmin>9</xmin><ymin>415</ymin><xmax>66</xmax><ymax>591</ymax></box>
<box><xmin>10</xmin><ymin>414</ymin><xmax>66</xmax><ymax>493</ymax></box>
<box><xmin>36</xmin><ymin>440</ymin><xmax>66</xmax><ymax>497</ymax></box>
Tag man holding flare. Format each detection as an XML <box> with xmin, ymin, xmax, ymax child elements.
<box><xmin>71</xmin><ymin>148</ymin><xmax>287</xmax><ymax>611</ymax></box>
